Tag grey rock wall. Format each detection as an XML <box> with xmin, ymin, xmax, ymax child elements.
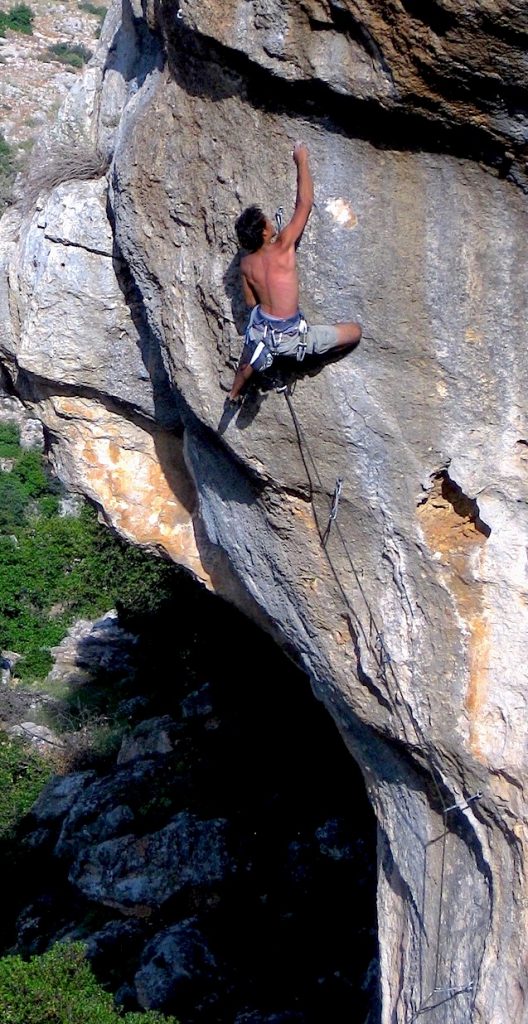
<box><xmin>1</xmin><ymin>1</ymin><xmax>528</xmax><ymax>1021</ymax></box>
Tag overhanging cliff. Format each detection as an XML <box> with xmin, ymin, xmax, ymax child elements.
<box><xmin>1</xmin><ymin>2</ymin><xmax>528</xmax><ymax>1021</ymax></box>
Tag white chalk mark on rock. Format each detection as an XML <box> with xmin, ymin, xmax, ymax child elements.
<box><xmin>325</xmin><ymin>197</ymin><xmax>358</xmax><ymax>229</ymax></box>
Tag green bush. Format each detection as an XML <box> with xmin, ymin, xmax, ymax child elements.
<box><xmin>0</xmin><ymin>476</ymin><xmax>28</xmax><ymax>533</ymax></box>
<box><xmin>0</xmin><ymin>733</ymin><xmax>53</xmax><ymax>840</ymax></box>
<box><xmin>79</xmin><ymin>1</ymin><xmax>107</xmax><ymax>14</ymax></box>
<box><xmin>0</xmin><ymin>132</ymin><xmax>17</xmax><ymax>211</ymax></box>
<box><xmin>0</xmin><ymin>425</ymin><xmax>20</xmax><ymax>459</ymax></box>
<box><xmin>44</xmin><ymin>42</ymin><xmax>93</xmax><ymax>67</ymax></box>
<box><xmin>0</xmin><ymin>4</ymin><xmax>34</xmax><ymax>36</ymax></box>
<box><xmin>0</xmin><ymin>438</ymin><xmax>54</xmax><ymax>532</ymax></box>
<box><xmin>0</xmin><ymin>942</ymin><xmax>178</xmax><ymax>1023</ymax></box>
<box><xmin>0</xmin><ymin>428</ymin><xmax>182</xmax><ymax>682</ymax></box>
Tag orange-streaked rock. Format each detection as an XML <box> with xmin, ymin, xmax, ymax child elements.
<box><xmin>417</xmin><ymin>472</ymin><xmax>489</xmax><ymax>758</ymax></box>
<box><xmin>43</xmin><ymin>396</ymin><xmax>211</xmax><ymax>587</ymax></box>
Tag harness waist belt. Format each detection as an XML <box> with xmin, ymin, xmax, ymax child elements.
<box><xmin>251</xmin><ymin>307</ymin><xmax>303</xmax><ymax>336</ymax></box>
<box><xmin>243</xmin><ymin>305</ymin><xmax>309</xmax><ymax>371</ymax></box>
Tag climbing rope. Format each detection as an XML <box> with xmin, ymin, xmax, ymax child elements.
<box><xmin>278</xmin><ymin>383</ymin><xmax>484</xmax><ymax>1021</ymax></box>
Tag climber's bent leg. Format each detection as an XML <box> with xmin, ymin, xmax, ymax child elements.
<box><xmin>334</xmin><ymin>321</ymin><xmax>362</xmax><ymax>349</ymax></box>
<box><xmin>307</xmin><ymin>321</ymin><xmax>361</xmax><ymax>355</ymax></box>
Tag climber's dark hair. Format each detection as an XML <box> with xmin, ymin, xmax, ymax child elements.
<box><xmin>235</xmin><ymin>205</ymin><xmax>267</xmax><ymax>253</ymax></box>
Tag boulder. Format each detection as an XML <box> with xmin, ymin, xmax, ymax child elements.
<box><xmin>181</xmin><ymin>684</ymin><xmax>214</xmax><ymax>720</ymax></box>
<box><xmin>69</xmin><ymin>811</ymin><xmax>231</xmax><ymax>913</ymax></box>
<box><xmin>85</xmin><ymin>918</ymin><xmax>146</xmax><ymax>972</ymax></box>
<box><xmin>1</xmin><ymin>650</ymin><xmax>21</xmax><ymax>686</ymax></box>
<box><xmin>117</xmin><ymin>715</ymin><xmax>181</xmax><ymax>765</ymax></box>
<box><xmin>8</xmin><ymin>722</ymin><xmax>64</xmax><ymax>755</ymax></box>
<box><xmin>234</xmin><ymin>1014</ymin><xmax>304</xmax><ymax>1024</ymax></box>
<box><xmin>134</xmin><ymin>918</ymin><xmax>217</xmax><ymax>1010</ymax></box>
<box><xmin>55</xmin><ymin>758</ymin><xmax>166</xmax><ymax>860</ymax></box>
<box><xmin>46</xmin><ymin>610</ymin><xmax>138</xmax><ymax>690</ymax></box>
<box><xmin>29</xmin><ymin>771</ymin><xmax>97</xmax><ymax>825</ymax></box>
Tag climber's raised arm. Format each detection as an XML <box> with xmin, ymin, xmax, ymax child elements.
<box><xmin>278</xmin><ymin>143</ymin><xmax>314</xmax><ymax>250</ymax></box>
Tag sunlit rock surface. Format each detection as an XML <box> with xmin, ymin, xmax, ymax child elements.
<box><xmin>1</xmin><ymin>1</ymin><xmax>528</xmax><ymax>1021</ymax></box>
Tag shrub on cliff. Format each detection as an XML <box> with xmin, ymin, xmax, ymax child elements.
<box><xmin>0</xmin><ymin>941</ymin><xmax>178</xmax><ymax>1023</ymax></box>
<box><xmin>0</xmin><ymin>424</ymin><xmax>20</xmax><ymax>459</ymax></box>
<box><xmin>0</xmin><ymin>424</ymin><xmax>182</xmax><ymax>681</ymax></box>
<box><xmin>16</xmin><ymin>139</ymin><xmax>109</xmax><ymax>213</ymax></box>
<box><xmin>0</xmin><ymin>132</ymin><xmax>17</xmax><ymax>211</ymax></box>
<box><xmin>0</xmin><ymin>4</ymin><xmax>34</xmax><ymax>36</ymax></box>
<box><xmin>43</xmin><ymin>42</ymin><xmax>93</xmax><ymax>67</ymax></box>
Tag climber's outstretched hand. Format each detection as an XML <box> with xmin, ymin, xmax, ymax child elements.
<box><xmin>293</xmin><ymin>142</ymin><xmax>309</xmax><ymax>164</ymax></box>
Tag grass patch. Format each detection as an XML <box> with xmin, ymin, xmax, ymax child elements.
<box><xmin>42</xmin><ymin>42</ymin><xmax>93</xmax><ymax>67</ymax></box>
<box><xmin>0</xmin><ymin>3</ymin><xmax>33</xmax><ymax>36</ymax></box>
<box><xmin>0</xmin><ymin>732</ymin><xmax>53</xmax><ymax>840</ymax></box>
<box><xmin>17</xmin><ymin>140</ymin><xmax>109</xmax><ymax>213</ymax></box>
<box><xmin>0</xmin><ymin>942</ymin><xmax>178</xmax><ymax>1023</ymax></box>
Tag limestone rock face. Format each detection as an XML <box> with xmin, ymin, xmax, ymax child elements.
<box><xmin>1</xmin><ymin>1</ymin><xmax>528</xmax><ymax>1021</ymax></box>
<box><xmin>177</xmin><ymin>0</ymin><xmax>528</xmax><ymax>188</ymax></box>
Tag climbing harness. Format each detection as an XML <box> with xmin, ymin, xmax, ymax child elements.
<box><xmin>277</xmin><ymin>384</ymin><xmax>486</xmax><ymax>1022</ymax></box>
<box><xmin>295</xmin><ymin>320</ymin><xmax>308</xmax><ymax>362</ymax></box>
<box><xmin>243</xmin><ymin>306</ymin><xmax>309</xmax><ymax>371</ymax></box>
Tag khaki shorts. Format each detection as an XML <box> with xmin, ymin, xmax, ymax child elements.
<box><xmin>277</xmin><ymin>324</ymin><xmax>338</xmax><ymax>358</ymax></box>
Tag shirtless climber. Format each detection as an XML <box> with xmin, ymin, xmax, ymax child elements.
<box><xmin>228</xmin><ymin>142</ymin><xmax>362</xmax><ymax>401</ymax></box>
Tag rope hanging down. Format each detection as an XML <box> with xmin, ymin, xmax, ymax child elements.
<box><xmin>278</xmin><ymin>383</ymin><xmax>485</xmax><ymax>1022</ymax></box>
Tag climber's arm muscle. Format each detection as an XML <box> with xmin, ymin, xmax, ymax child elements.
<box><xmin>241</xmin><ymin>267</ymin><xmax>258</xmax><ymax>307</ymax></box>
<box><xmin>279</xmin><ymin>143</ymin><xmax>314</xmax><ymax>249</ymax></box>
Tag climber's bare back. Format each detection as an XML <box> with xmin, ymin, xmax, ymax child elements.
<box><xmin>228</xmin><ymin>143</ymin><xmax>362</xmax><ymax>402</ymax></box>
<box><xmin>239</xmin><ymin>142</ymin><xmax>315</xmax><ymax>320</ymax></box>
<box><xmin>241</xmin><ymin>240</ymin><xmax>300</xmax><ymax>320</ymax></box>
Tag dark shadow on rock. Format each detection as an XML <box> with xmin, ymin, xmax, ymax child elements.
<box><xmin>107</xmin><ymin>225</ymin><xmax>206</xmax><ymax>527</ymax></box>
<box><xmin>217</xmin><ymin>397</ymin><xmax>245</xmax><ymax>436</ymax></box>
<box><xmin>107</xmin><ymin>196</ymin><xmax>182</xmax><ymax>430</ymax></box>
<box><xmin>218</xmin><ymin>344</ymin><xmax>360</xmax><ymax>433</ymax></box>
<box><xmin>223</xmin><ymin>252</ymin><xmax>247</xmax><ymax>336</ymax></box>
<box><xmin>102</xmin><ymin>0</ymin><xmax>165</xmax><ymax>88</ymax></box>
<box><xmin>0</xmin><ymin>570</ymin><xmax>381</xmax><ymax>1023</ymax></box>
<box><xmin>160</xmin><ymin>9</ymin><xmax>518</xmax><ymax>183</ymax></box>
